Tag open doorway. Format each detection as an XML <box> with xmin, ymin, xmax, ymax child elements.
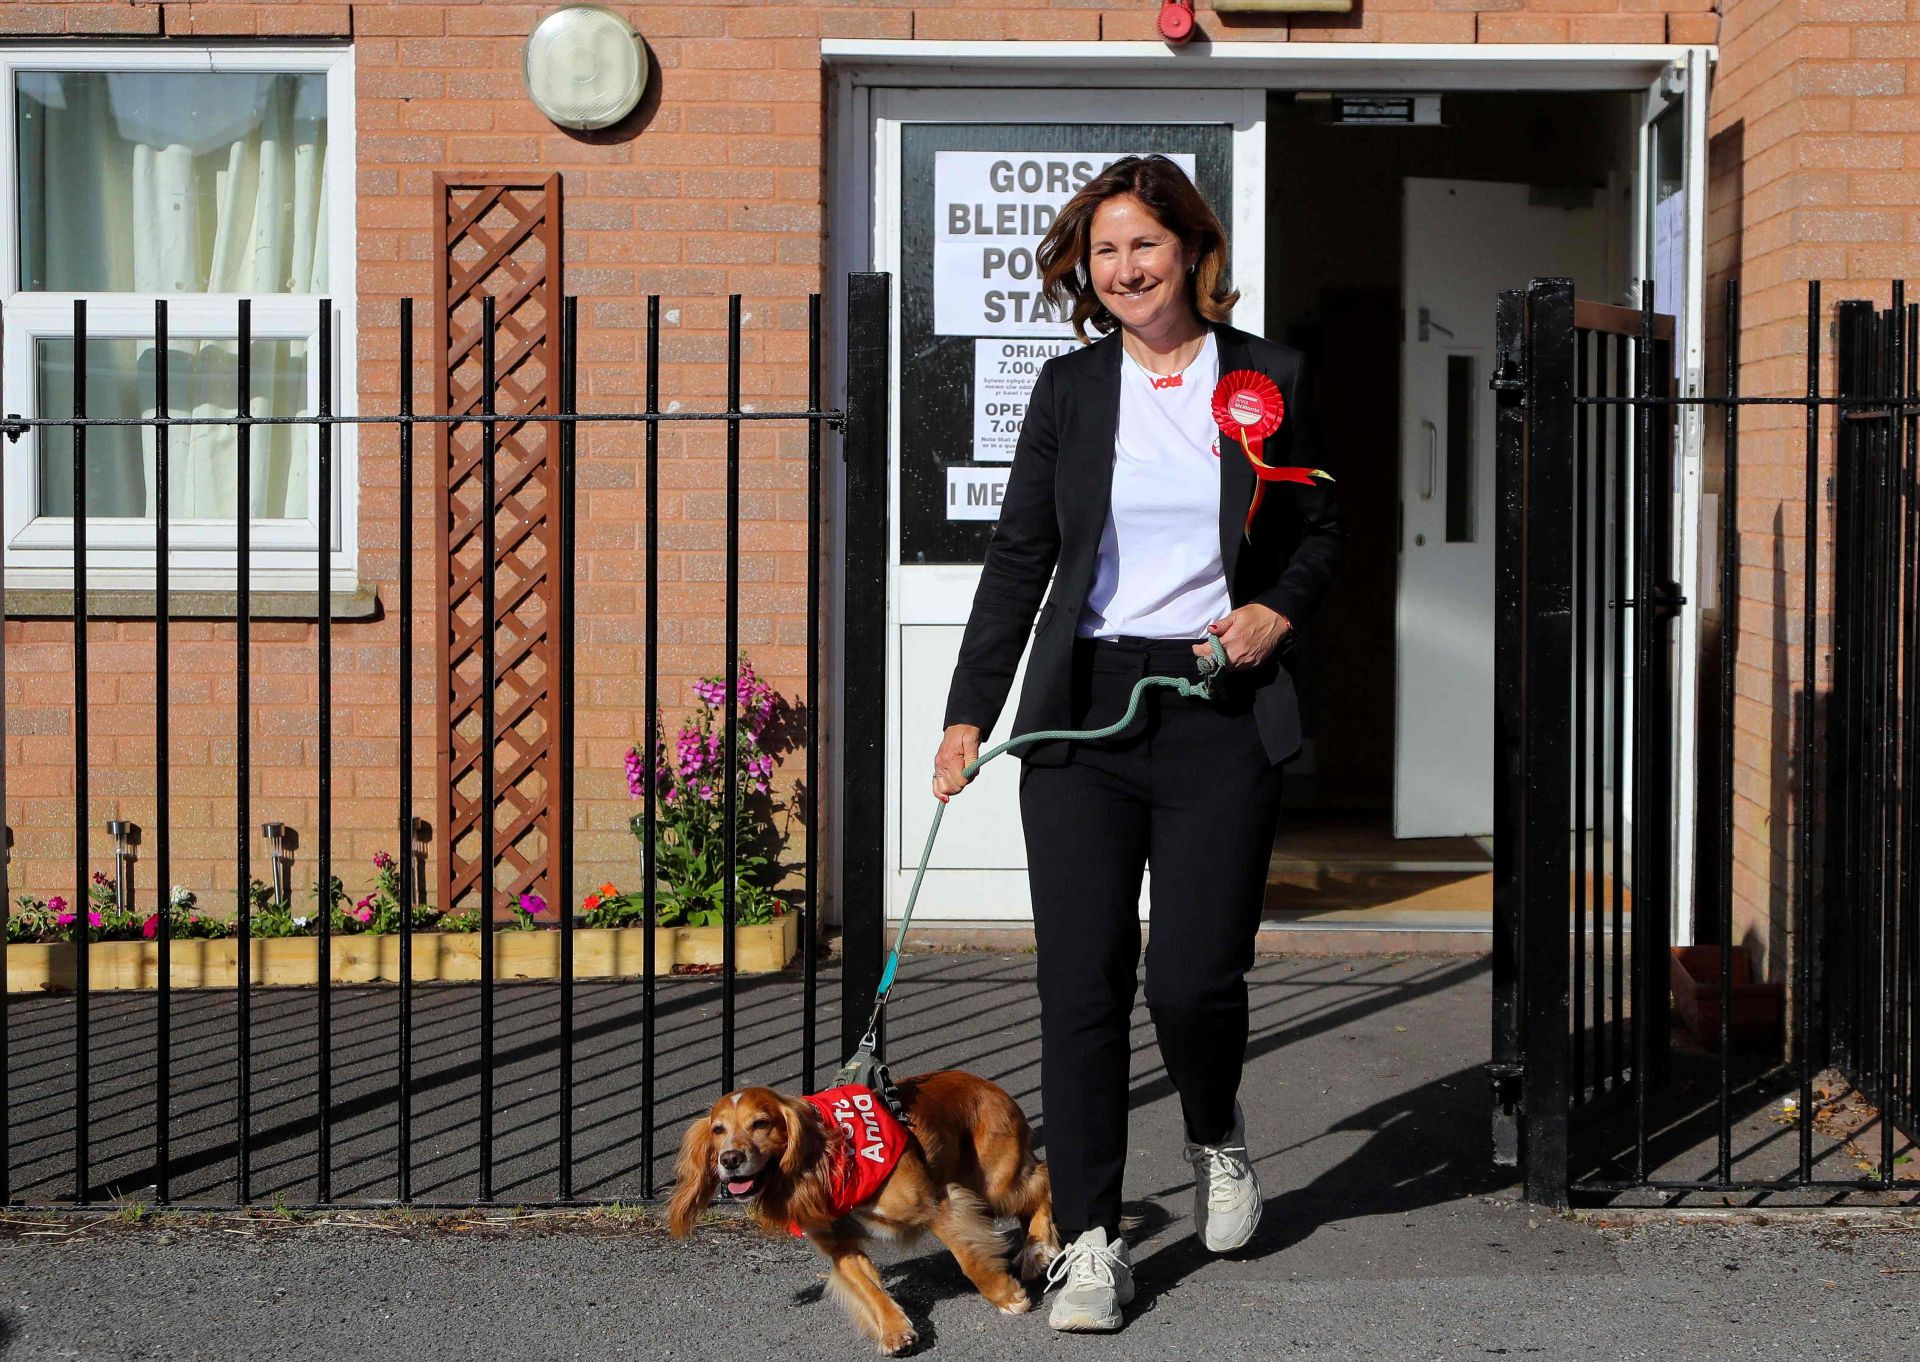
<box><xmin>1265</xmin><ymin>90</ymin><xmax>1638</xmax><ymax>934</ymax></box>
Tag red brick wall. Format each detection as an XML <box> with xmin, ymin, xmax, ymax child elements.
<box><xmin>3</xmin><ymin>0</ymin><xmax>1727</xmax><ymax>922</ymax></box>
<box><xmin>1702</xmin><ymin>0</ymin><xmax>1914</xmax><ymax>983</ymax></box>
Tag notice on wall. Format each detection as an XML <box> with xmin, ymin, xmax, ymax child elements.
<box><xmin>1653</xmin><ymin>191</ymin><xmax>1685</xmax><ymax>379</ymax></box>
<box><xmin>933</xmin><ymin>151</ymin><xmax>1197</xmax><ymax>338</ymax></box>
<box><xmin>946</xmin><ymin>467</ymin><xmax>1012</xmax><ymax>521</ymax></box>
<box><xmin>971</xmin><ymin>338</ymin><xmax>1077</xmax><ymax>462</ymax></box>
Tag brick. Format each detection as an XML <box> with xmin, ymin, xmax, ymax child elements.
<box><xmin>1289</xmin><ymin>11</ymin><xmax>1382</xmax><ymax>41</ymax></box>
<box><xmin>1667</xmin><ymin>14</ymin><xmax>1719</xmax><ymax>43</ymax></box>
<box><xmin>35</xmin><ymin>2</ymin><xmax>162</xmax><ymax>34</ymax></box>
<box><xmin>1477</xmin><ymin>13</ymin><xmax>1572</xmax><ymax>42</ymax></box>
<box><xmin>1854</xmin><ymin>24</ymin><xmax>1920</xmax><ymax>57</ymax></box>
<box><xmin>1568</xmin><ymin>14</ymin><xmax>1669</xmax><ymax>43</ymax></box>
<box><xmin>821</xmin><ymin>6</ymin><xmax>913</xmax><ymax>38</ymax></box>
<box><xmin>355</xmin><ymin>5</ymin><xmax>448</xmax><ymax>36</ymax></box>
<box><xmin>1798</xmin><ymin>62</ymin><xmax>1907</xmax><ymax>97</ymax></box>
<box><xmin>1376</xmin><ymin>13</ymin><xmax>1475</xmax><ymax>42</ymax></box>
<box><xmin>445</xmin><ymin>6</ymin><xmax>545</xmax><ymax>36</ymax></box>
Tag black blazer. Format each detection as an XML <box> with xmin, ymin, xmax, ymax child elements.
<box><xmin>942</xmin><ymin>322</ymin><xmax>1344</xmax><ymax>766</ymax></box>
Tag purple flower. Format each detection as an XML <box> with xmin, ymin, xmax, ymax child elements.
<box><xmin>519</xmin><ymin>892</ymin><xmax>546</xmax><ymax>916</ymax></box>
<box><xmin>699</xmin><ymin>784</ymin><xmax>715</xmax><ymax>803</ymax></box>
<box><xmin>373</xmin><ymin>850</ymin><xmax>394</xmax><ymax>870</ymax></box>
<box><xmin>47</xmin><ymin>896</ymin><xmax>67</xmax><ymax>914</ymax></box>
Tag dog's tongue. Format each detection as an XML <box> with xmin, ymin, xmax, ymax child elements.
<box><xmin>726</xmin><ymin>1177</ymin><xmax>756</xmax><ymax>1196</ymax></box>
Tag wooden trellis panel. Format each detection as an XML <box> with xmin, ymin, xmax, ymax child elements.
<box><xmin>432</xmin><ymin>174</ymin><xmax>564</xmax><ymax>920</ymax></box>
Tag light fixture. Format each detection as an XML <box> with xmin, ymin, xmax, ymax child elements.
<box><xmin>523</xmin><ymin>6</ymin><xmax>649</xmax><ymax>132</ymax></box>
<box><xmin>108</xmin><ymin>820</ymin><xmax>141</xmax><ymax>914</ymax></box>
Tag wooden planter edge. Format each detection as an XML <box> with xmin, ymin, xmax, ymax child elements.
<box><xmin>4</xmin><ymin>914</ymin><xmax>800</xmax><ymax>994</ymax></box>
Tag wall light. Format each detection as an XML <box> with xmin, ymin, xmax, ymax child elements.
<box><xmin>524</xmin><ymin>6</ymin><xmax>650</xmax><ymax>132</ymax></box>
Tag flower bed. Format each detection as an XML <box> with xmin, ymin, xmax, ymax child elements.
<box><xmin>4</xmin><ymin>913</ymin><xmax>799</xmax><ymax>994</ymax></box>
<box><xmin>5</xmin><ymin>656</ymin><xmax>808</xmax><ymax>994</ymax></box>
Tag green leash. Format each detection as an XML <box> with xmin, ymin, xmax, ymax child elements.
<box><xmin>833</xmin><ymin>635</ymin><xmax>1231</xmax><ymax>1104</ymax></box>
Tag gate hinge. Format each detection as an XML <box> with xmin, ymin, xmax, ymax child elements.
<box><xmin>1489</xmin><ymin>351</ymin><xmax>1525</xmax><ymax>401</ymax></box>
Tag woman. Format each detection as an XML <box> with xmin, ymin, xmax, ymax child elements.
<box><xmin>931</xmin><ymin>155</ymin><xmax>1343</xmax><ymax>1332</ymax></box>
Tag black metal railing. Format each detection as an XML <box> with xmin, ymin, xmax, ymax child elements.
<box><xmin>1829</xmin><ymin>289</ymin><xmax>1919</xmax><ymax>1183</ymax></box>
<box><xmin>1496</xmin><ymin>275</ymin><xmax>1918</xmax><ymax>1206</ymax></box>
<box><xmin>0</xmin><ymin>273</ymin><xmax>893</xmax><ymax>1208</ymax></box>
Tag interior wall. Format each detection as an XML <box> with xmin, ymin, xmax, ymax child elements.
<box><xmin>1266</xmin><ymin>90</ymin><xmax>1637</xmax><ymax>812</ymax></box>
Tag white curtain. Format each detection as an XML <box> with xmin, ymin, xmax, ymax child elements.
<box><xmin>21</xmin><ymin>71</ymin><xmax>327</xmax><ymax>521</ymax></box>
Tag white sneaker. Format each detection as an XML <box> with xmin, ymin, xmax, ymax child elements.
<box><xmin>1045</xmin><ymin>1226</ymin><xmax>1134</xmax><ymax>1331</ymax></box>
<box><xmin>1183</xmin><ymin>1101</ymin><xmax>1262</xmax><ymax>1252</ymax></box>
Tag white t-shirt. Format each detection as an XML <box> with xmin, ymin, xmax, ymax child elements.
<box><xmin>1077</xmin><ymin>330</ymin><xmax>1231</xmax><ymax>640</ymax></box>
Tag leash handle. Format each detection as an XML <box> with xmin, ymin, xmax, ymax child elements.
<box><xmin>863</xmin><ymin>633</ymin><xmax>1231</xmax><ymax>1035</ymax></box>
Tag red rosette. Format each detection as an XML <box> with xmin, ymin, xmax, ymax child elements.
<box><xmin>1212</xmin><ymin>368</ymin><xmax>1335</xmax><ymax>540</ymax></box>
<box><xmin>1212</xmin><ymin>369</ymin><xmax>1284</xmax><ymax>444</ymax></box>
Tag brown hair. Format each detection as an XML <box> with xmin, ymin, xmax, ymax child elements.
<box><xmin>1036</xmin><ymin>154</ymin><xmax>1239</xmax><ymax>343</ymax></box>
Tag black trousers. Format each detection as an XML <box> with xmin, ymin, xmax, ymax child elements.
<box><xmin>1018</xmin><ymin>635</ymin><xmax>1285</xmax><ymax>1240</ymax></box>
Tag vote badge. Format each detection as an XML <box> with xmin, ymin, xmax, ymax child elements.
<box><xmin>1211</xmin><ymin>369</ymin><xmax>1333</xmax><ymax>538</ymax></box>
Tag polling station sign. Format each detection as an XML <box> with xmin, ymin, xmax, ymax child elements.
<box><xmin>932</xmin><ymin>151</ymin><xmax>1198</xmax><ymax>338</ymax></box>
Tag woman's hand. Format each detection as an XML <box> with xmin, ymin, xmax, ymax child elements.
<box><xmin>1195</xmin><ymin>603</ymin><xmax>1292</xmax><ymax>670</ymax></box>
<box><xmin>932</xmin><ymin>724</ymin><xmax>982</xmax><ymax>802</ymax></box>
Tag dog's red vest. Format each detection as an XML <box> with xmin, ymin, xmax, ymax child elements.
<box><xmin>788</xmin><ymin>1085</ymin><xmax>910</xmax><ymax>1236</ymax></box>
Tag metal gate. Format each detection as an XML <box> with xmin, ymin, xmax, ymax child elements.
<box><xmin>1496</xmin><ymin>275</ymin><xmax>1920</xmax><ymax>1206</ymax></box>
<box><xmin>1490</xmin><ymin>277</ymin><xmax>1680</xmax><ymax>1204</ymax></box>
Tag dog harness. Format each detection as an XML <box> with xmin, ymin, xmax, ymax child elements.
<box><xmin>788</xmin><ymin>1084</ymin><xmax>910</xmax><ymax>1236</ymax></box>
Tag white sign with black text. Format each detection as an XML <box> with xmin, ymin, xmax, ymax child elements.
<box><xmin>946</xmin><ymin>467</ymin><xmax>1012</xmax><ymax>521</ymax></box>
<box><xmin>971</xmin><ymin>338</ymin><xmax>1077</xmax><ymax>462</ymax></box>
<box><xmin>933</xmin><ymin>151</ymin><xmax>1197</xmax><ymax>338</ymax></box>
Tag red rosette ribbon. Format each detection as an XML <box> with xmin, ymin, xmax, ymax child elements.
<box><xmin>1211</xmin><ymin>368</ymin><xmax>1335</xmax><ymax>538</ymax></box>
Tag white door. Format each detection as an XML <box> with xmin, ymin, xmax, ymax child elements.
<box><xmin>872</xmin><ymin>89</ymin><xmax>1265</xmax><ymax>921</ymax></box>
<box><xmin>1638</xmin><ymin>50</ymin><xmax>1711</xmax><ymax>942</ymax></box>
<box><xmin>1393</xmin><ymin>178</ymin><xmax>1612</xmax><ymax>839</ymax></box>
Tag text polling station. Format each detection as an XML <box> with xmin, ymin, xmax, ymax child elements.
<box><xmin>929</xmin><ymin>151</ymin><xmax>1198</xmax><ymax>530</ymax></box>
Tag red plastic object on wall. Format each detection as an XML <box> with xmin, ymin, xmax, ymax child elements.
<box><xmin>1158</xmin><ymin>1</ymin><xmax>1196</xmax><ymax>43</ymax></box>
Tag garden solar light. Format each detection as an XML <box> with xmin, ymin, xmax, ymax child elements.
<box><xmin>108</xmin><ymin>820</ymin><xmax>140</xmax><ymax>914</ymax></box>
<box><xmin>261</xmin><ymin>822</ymin><xmax>295</xmax><ymax>911</ymax></box>
<box><xmin>410</xmin><ymin>816</ymin><xmax>431</xmax><ymax>899</ymax></box>
<box><xmin>524</xmin><ymin>5</ymin><xmax>650</xmax><ymax>132</ymax></box>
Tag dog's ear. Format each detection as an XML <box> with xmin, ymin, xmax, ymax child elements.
<box><xmin>667</xmin><ymin>1112</ymin><xmax>719</xmax><ymax>1238</ymax></box>
<box><xmin>779</xmin><ymin>1095</ymin><xmax>826</xmax><ymax>1180</ymax></box>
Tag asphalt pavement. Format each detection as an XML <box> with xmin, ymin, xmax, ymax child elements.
<box><xmin>1</xmin><ymin>951</ymin><xmax>1915</xmax><ymax>1359</ymax></box>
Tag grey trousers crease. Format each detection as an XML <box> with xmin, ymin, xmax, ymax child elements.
<box><xmin>1018</xmin><ymin>635</ymin><xmax>1285</xmax><ymax>1240</ymax></box>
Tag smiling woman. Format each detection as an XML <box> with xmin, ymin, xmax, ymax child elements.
<box><xmin>1035</xmin><ymin>153</ymin><xmax>1238</xmax><ymax>346</ymax></box>
<box><xmin>932</xmin><ymin>153</ymin><xmax>1344</xmax><ymax>1333</ymax></box>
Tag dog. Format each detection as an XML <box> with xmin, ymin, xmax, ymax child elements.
<box><xmin>668</xmin><ymin>1070</ymin><xmax>1060</xmax><ymax>1355</ymax></box>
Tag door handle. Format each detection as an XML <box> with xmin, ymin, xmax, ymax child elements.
<box><xmin>1420</xmin><ymin>419</ymin><xmax>1437</xmax><ymax>501</ymax></box>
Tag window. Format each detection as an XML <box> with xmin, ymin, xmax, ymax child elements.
<box><xmin>1</xmin><ymin>46</ymin><xmax>355</xmax><ymax>593</ymax></box>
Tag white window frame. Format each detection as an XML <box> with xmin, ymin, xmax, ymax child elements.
<box><xmin>0</xmin><ymin>43</ymin><xmax>357</xmax><ymax>594</ymax></box>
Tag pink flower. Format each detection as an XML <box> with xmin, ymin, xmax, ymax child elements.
<box><xmin>356</xmin><ymin>895</ymin><xmax>374</xmax><ymax>912</ymax></box>
<box><xmin>56</xmin><ymin>912</ymin><xmax>75</xmax><ymax>927</ymax></box>
<box><xmin>519</xmin><ymin>892</ymin><xmax>546</xmax><ymax>916</ymax></box>
<box><xmin>353</xmin><ymin>906</ymin><xmax>373</xmax><ymax>924</ymax></box>
<box><xmin>88</xmin><ymin>911</ymin><xmax>101</xmax><ymax>928</ymax></box>
<box><xmin>142</xmin><ymin>914</ymin><xmax>159</xmax><ymax>939</ymax></box>
<box><xmin>47</xmin><ymin>895</ymin><xmax>66</xmax><ymax>914</ymax></box>
<box><xmin>372</xmin><ymin>850</ymin><xmax>394</xmax><ymax>870</ymax></box>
